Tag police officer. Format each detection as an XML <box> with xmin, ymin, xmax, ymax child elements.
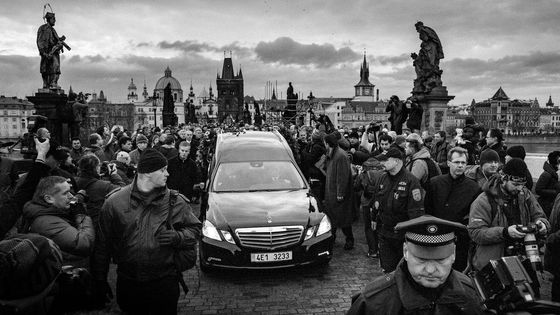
<box><xmin>370</xmin><ymin>147</ymin><xmax>424</xmax><ymax>272</ymax></box>
<box><xmin>347</xmin><ymin>215</ymin><xmax>484</xmax><ymax>315</ymax></box>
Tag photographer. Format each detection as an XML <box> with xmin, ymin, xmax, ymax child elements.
<box><xmin>359</xmin><ymin>123</ymin><xmax>380</xmax><ymax>154</ymax></box>
<box><xmin>468</xmin><ymin>158</ymin><xmax>549</xmax><ymax>271</ymax></box>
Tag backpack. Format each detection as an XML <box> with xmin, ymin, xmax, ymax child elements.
<box><xmin>410</xmin><ymin>157</ymin><xmax>441</xmax><ymax>190</ymax></box>
<box><xmin>0</xmin><ymin>234</ymin><xmax>62</xmax><ymax>301</ymax></box>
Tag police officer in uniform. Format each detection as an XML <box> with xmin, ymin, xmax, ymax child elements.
<box><xmin>347</xmin><ymin>215</ymin><xmax>484</xmax><ymax>315</ymax></box>
<box><xmin>371</xmin><ymin>147</ymin><xmax>425</xmax><ymax>272</ymax></box>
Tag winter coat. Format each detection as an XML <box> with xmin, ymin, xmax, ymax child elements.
<box><xmin>347</xmin><ymin>260</ymin><xmax>483</xmax><ymax>315</ymax></box>
<box><xmin>464</xmin><ymin>165</ymin><xmax>491</xmax><ymax>189</ymax></box>
<box><xmin>425</xmin><ymin>174</ymin><xmax>481</xmax><ymax>225</ymax></box>
<box><xmin>92</xmin><ymin>181</ymin><xmax>201</xmax><ymax>282</ymax></box>
<box><xmin>115</xmin><ymin>161</ymin><xmax>134</xmax><ymax>185</ymax></box>
<box><xmin>324</xmin><ymin>147</ymin><xmax>353</xmax><ymax>228</ymax></box>
<box><xmin>0</xmin><ymin>161</ymin><xmax>51</xmax><ymax>239</ymax></box>
<box><xmin>535</xmin><ymin>161</ymin><xmax>560</xmax><ymax>216</ymax></box>
<box><xmin>369</xmin><ymin>167</ymin><xmax>425</xmax><ymax>238</ymax></box>
<box><xmin>430</xmin><ymin>141</ymin><xmax>450</xmax><ymax>174</ymax></box>
<box><xmin>85</xmin><ymin>145</ymin><xmax>106</xmax><ymax>162</ymax></box>
<box><xmin>405</xmin><ymin>147</ymin><xmax>439</xmax><ymax>186</ymax></box>
<box><xmin>167</xmin><ymin>156</ymin><xmax>202</xmax><ymax>200</ymax></box>
<box><xmin>300</xmin><ymin>138</ymin><xmax>326</xmax><ymax>180</ymax></box>
<box><xmin>545</xmin><ymin>194</ymin><xmax>560</xmax><ymax>275</ymax></box>
<box><xmin>75</xmin><ymin>173</ymin><xmax>125</xmax><ymax>226</ymax></box>
<box><xmin>468</xmin><ymin>175</ymin><xmax>549</xmax><ymax>271</ymax></box>
<box><xmin>406</xmin><ymin>103</ymin><xmax>423</xmax><ymax>131</ymax></box>
<box><xmin>22</xmin><ymin>199</ymin><xmax>95</xmax><ymax>264</ymax></box>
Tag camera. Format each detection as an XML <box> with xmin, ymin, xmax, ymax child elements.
<box><xmin>506</xmin><ymin>224</ymin><xmax>543</xmax><ymax>272</ymax></box>
<box><xmin>472</xmin><ymin>256</ymin><xmax>560</xmax><ymax>314</ymax></box>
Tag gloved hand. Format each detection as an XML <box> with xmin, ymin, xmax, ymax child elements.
<box><xmin>157</xmin><ymin>229</ymin><xmax>180</xmax><ymax>247</ymax></box>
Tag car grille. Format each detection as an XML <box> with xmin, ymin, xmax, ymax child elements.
<box><xmin>235</xmin><ymin>226</ymin><xmax>304</xmax><ymax>250</ymax></box>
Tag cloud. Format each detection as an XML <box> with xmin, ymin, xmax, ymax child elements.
<box><xmin>374</xmin><ymin>53</ymin><xmax>410</xmax><ymax>66</ymax></box>
<box><xmin>254</xmin><ymin>37</ymin><xmax>360</xmax><ymax>68</ymax></box>
<box><xmin>155</xmin><ymin>40</ymin><xmax>252</xmax><ymax>58</ymax></box>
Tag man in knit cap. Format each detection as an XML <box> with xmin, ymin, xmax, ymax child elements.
<box><xmin>505</xmin><ymin>145</ymin><xmax>533</xmax><ymax>190</ymax></box>
<box><xmin>465</xmin><ymin>148</ymin><xmax>501</xmax><ymax>189</ymax></box>
<box><xmin>129</xmin><ymin>134</ymin><xmax>148</xmax><ymax>167</ymax></box>
<box><xmin>468</xmin><ymin>158</ymin><xmax>549</xmax><ymax>271</ymax></box>
<box><xmin>92</xmin><ymin>148</ymin><xmax>201</xmax><ymax>314</ymax></box>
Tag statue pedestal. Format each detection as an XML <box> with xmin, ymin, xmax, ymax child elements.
<box><xmin>414</xmin><ymin>86</ymin><xmax>454</xmax><ymax>134</ymax></box>
<box><xmin>27</xmin><ymin>89</ymin><xmax>70</xmax><ymax>145</ymax></box>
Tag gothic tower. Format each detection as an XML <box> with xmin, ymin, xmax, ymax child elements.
<box><xmin>216</xmin><ymin>53</ymin><xmax>244</xmax><ymax>123</ymax></box>
<box><xmin>353</xmin><ymin>53</ymin><xmax>375</xmax><ymax>102</ymax></box>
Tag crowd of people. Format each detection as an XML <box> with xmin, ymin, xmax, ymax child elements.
<box><xmin>1</xmin><ymin>116</ymin><xmax>560</xmax><ymax>313</ymax></box>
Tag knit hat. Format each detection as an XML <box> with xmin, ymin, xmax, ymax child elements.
<box><xmin>502</xmin><ymin>158</ymin><xmax>528</xmax><ymax>179</ymax></box>
<box><xmin>506</xmin><ymin>145</ymin><xmax>526</xmax><ymax>160</ymax></box>
<box><xmin>479</xmin><ymin>149</ymin><xmax>500</xmax><ymax>166</ymax></box>
<box><xmin>324</xmin><ymin>133</ymin><xmax>338</xmax><ymax>147</ymax></box>
<box><xmin>137</xmin><ymin>148</ymin><xmax>168</xmax><ymax>174</ymax></box>
<box><xmin>406</xmin><ymin>133</ymin><xmax>423</xmax><ymax>145</ymax></box>
<box><xmin>136</xmin><ymin>134</ymin><xmax>148</xmax><ymax>144</ymax></box>
<box><xmin>349</xmin><ymin>131</ymin><xmax>360</xmax><ymax>139</ymax></box>
<box><xmin>311</xmin><ymin>129</ymin><xmax>326</xmax><ymax>141</ymax></box>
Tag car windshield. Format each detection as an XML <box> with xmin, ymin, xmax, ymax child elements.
<box><xmin>213</xmin><ymin>161</ymin><xmax>306</xmax><ymax>192</ymax></box>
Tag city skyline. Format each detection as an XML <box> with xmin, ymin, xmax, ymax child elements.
<box><xmin>0</xmin><ymin>0</ymin><xmax>559</xmax><ymax>105</ymax></box>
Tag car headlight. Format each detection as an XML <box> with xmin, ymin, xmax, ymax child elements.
<box><xmin>304</xmin><ymin>226</ymin><xmax>316</xmax><ymax>240</ymax></box>
<box><xmin>221</xmin><ymin>230</ymin><xmax>235</xmax><ymax>244</ymax></box>
<box><xmin>316</xmin><ymin>215</ymin><xmax>331</xmax><ymax>237</ymax></box>
<box><xmin>202</xmin><ymin>220</ymin><xmax>221</xmax><ymax>241</ymax></box>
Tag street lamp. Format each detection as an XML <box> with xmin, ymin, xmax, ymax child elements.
<box><xmin>152</xmin><ymin>91</ymin><xmax>157</xmax><ymax>128</ymax></box>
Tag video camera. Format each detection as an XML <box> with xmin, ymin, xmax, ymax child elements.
<box><xmin>472</xmin><ymin>256</ymin><xmax>560</xmax><ymax>314</ymax></box>
<box><xmin>505</xmin><ymin>224</ymin><xmax>543</xmax><ymax>273</ymax></box>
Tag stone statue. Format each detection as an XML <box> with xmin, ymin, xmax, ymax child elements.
<box><xmin>385</xmin><ymin>95</ymin><xmax>408</xmax><ymax>135</ymax></box>
<box><xmin>37</xmin><ymin>11</ymin><xmax>70</xmax><ymax>89</ymax></box>
<box><xmin>411</xmin><ymin>21</ymin><xmax>443</xmax><ymax>94</ymax></box>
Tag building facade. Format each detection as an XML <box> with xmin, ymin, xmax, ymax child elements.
<box><xmin>0</xmin><ymin>96</ymin><xmax>34</xmax><ymax>141</ymax></box>
<box><xmin>471</xmin><ymin>87</ymin><xmax>540</xmax><ymax>135</ymax></box>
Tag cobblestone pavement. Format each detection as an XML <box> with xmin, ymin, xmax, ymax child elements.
<box><xmin>77</xmin><ymin>204</ymin><xmax>552</xmax><ymax>315</ymax></box>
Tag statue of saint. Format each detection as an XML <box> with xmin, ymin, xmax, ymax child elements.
<box><xmin>411</xmin><ymin>21</ymin><xmax>444</xmax><ymax>94</ymax></box>
<box><xmin>37</xmin><ymin>11</ymin><xmax>70</xmax><ymax>89</ymax></box>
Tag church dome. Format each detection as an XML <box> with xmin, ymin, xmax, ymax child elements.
<box><xmin>155</xmin><ymin>66</ymin><xmax>182</xmax><ymax>91</ymax></box>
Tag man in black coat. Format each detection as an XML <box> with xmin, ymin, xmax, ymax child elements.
<box><xmin>424</xmin><ymin>147</ymin><xmax>481</xmax><ymax>271</ymax></box>
<box><xmin>167</xmin><ymin>141</ymin><xmax>203</xmax><ymax>201</ymax></box>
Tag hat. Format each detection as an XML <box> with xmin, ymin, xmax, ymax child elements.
<box><xmin>406</xmin><ymin>133</ymin><xmax>423</xmax><ymax>145</ymax></box>
<box><xmin>395</xmin><ymin>215</ymin><xmax>466</xmax><ymax>258</ymax></box>
<box><xmin>375</xmin><ymin>147</ymin><xmax>404</xmax><ymax>161</ymax></box>
<box><xmin>324</xmin><ymin>133</ymin><xmax>338</xmax><ymax>147</ymax></box>
<box><xmin>44</xmin><ymin>12</ymin><xmax>55</xmax><ymax>19</ymax></box>
<box><xmin>362</xmin><ymin>157</ymin><xmax>384</xmax><ymax>171</ymax></box>
<box><xmin>502</xmin><ymin>158</ymin><xmax>528</xmax><ymax>180</ymax></box>
<box><xmin>136</xmin><ymin>134</ymin><xmax>148</xmax><ymax>144</ymax></box>
<box><xmin>506</xmin><ymin>145</ymin><xmax>526</xmax><ymax>160</ymax></box>
<box><xmin>479</xmin><ymin>149</ymin><xmax>500</xmax><ymax>166</ymax></box>
<box><xmin>312</xmin><ymin>129</ymin><xmax>326</xmax><ymax>141</ymax></box>
<box><xmin>349</xmin><ymin>131</ymin><xmax>360</xmax><ymax>139</ymax></box>
<box><xmin>137</xmin><ymin>148</ymin><xmax>168</xmax><ymax>174</ymax></box>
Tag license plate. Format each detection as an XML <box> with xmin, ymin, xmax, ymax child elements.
<box><xmin>250</xmin><ymin>251</ymin><xmax>292</xmax><ymax>262</ymax></box>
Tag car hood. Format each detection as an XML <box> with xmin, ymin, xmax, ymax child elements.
<box><xmin>207</xmin><ymin>190</ymin><xmax>321</xmax><ymax>229</ymax></box>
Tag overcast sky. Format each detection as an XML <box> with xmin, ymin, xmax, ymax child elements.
<box><xmin>1</xmin><ymin>0</ymin><xmax>559</xmax><ymax>105</ymax></box>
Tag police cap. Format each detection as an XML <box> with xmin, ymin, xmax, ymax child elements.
<box><xmin>396</xmin><ymin>215</ymin><xmax>466</xmax><ymax>258</ymax></box>
<box><xmin>375</xmin><ymin>147</ymin><xmax>404</xmax><ymax>161</ymax></box>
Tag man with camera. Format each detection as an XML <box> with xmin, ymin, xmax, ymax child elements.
<box><xmin>468</xmin><ymin>158</ymin><xmax>549</xmax><ymax>272</ymax></box>
<box><xmin>348</xmin><ymin>215</ymin><xmax>484</xmax><ymax>314</ymax></box>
